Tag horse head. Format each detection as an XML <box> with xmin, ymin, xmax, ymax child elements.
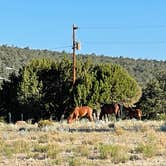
<box><xmin>67</xmin><ymin>111</ymin><xmax>75</xmax><ymax>124</ymax></box>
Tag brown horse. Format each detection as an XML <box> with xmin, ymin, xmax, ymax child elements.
<box><xmin>124</xmin><ymin>106</ymin><xmax>142</xmax><ymax>120</ymax></box>
<box><xmin>67</xmin><ymin>106</ymin><xmax>93</xmax><ymax>124</ymax></box>
<box><xmin>130</xmin><ymin>108</ymin><xmax>142</xmax><ymax>120</ymax></box>
<box><xmin>99</xmin><ymin>103</ymin><xmax>120</xmax><ymax>120</ymax></box>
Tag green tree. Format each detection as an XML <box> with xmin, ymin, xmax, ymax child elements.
<box><xmin>0</xmin><ymin>57</ymin><xmax>142</xmax><ymax>122</ymax></box>
<box><xmin>139</xmin><ymin>70</ymin><xmax>166</xmax><ymax>119</ymax></box>
<box><xmin>0</xmin><ymin>73</ymin><xmax>20</xmax><ymax>122</ymax></box>
<box><xmin>17</xmin><ymin>58</ymin><xmax>73</xmax><ymax>121</ymax></box>
<box><xmin>74</xmin><ymin>62</ymin><xmax>142</xmax><ymax>108</ymax></box>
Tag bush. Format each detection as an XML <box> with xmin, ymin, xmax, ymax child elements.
<box><xmin>38</xmin><ymin>120</ymin><xmax>54</xmax><ymax>128</ymax></box>
<box><xmin>135</xmin><ymin>142</ymin><xmax>157</xmax><ymax>158</ymax></box>
<box><xmin>68</xmin><ymin>157</ymin><xmax>82</xmax><ymax>166</ymax></box>
<box><xmin>0</xmin><ymin>117</ymin><xmax>5</xmax><ymax>123</ymax></box>
<box><xmin>74</xmin><ymin>145</ymin><xmax>89</xmax><ymax>157</ymax></box>
<box><xmin>99</xmin><ymin>144</ymin><xmax>129</xmax><ymax>163</ymax></box>
<box><xmin>33</xmin><ymin>144</ymin><xmax>48</xmax><ymax>153</ymax></box>
<box><xmin>0</xmin><ymin>140</ymin><xmax>30</xmax><ymax>158</ymax></box>
<box><xmin>156</xmin><ymin>113</ymin><xmax>166</xmax><ymax>120</ymax></box>
<box><xmin>33</xmin><ymin>143</ymin><xmax>62</xmax><ymax>159</ymax></box>
<box><xmin>114</xmin><ymin>126</ymin><xmax>125</xmax><ymax>135</ymax></box>
<box><xmin>38</xmin><ymin>134</ymin><xmax>49</xmax><ymax>143</ymax></box>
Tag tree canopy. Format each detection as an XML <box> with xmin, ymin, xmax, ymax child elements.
<box><xmin>0</xmin><ymin>57</ymin><xmax>142</xmax><ymax>122</ymax></box>
<box><xmin>138</xmin><ymin>70</ymin><xmax>166</xmax><ymax>119</ymax></box>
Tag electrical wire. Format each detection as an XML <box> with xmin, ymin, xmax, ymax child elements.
<box><xmin>79</xmin><ymin>25</ymin><xmax>166</xmax><ymax>30</ymax></box>
<box><xmin>82</xmin><ymin>41</ymin><xmax>166</xmax><ymax>45</ymax></box>
<box><xmin>50</xmin><ymin>45</ymin><xmax>72</xmax><ymax>50</ymax></box>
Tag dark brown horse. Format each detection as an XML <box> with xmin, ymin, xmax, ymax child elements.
<box><xmin>67</xmin><ymin>106</ymin><xmax>93</xmax><ymax>124</ymax></box>
<box><xmin>99</xmin><ymin>103</ymin><xmax>120</xmax><ymax>120</ymax></box>
<box><xmin>92</xmin><ymin>109</ymin><xmax>98</xmax><ymax>120</ymax></box>
<box><xmin>124</xmin><ymin>106</ymin><xmax>142</xmax><ymax>120</ymax></box>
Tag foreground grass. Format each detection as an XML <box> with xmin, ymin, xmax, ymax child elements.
<box><xmin>0</xmin><ymin>120</ymin><xmax>165</xmax><ymax>166</ymax></box>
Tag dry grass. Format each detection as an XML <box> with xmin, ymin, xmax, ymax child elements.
<box><xmin>99</xmin><ymin>144</ymin><xmax>129</xmax><ymax>163</ymax></box>
<box><xmin>0</xmin><ymin>120</ymin><xmax>165</xmax><ymax>166</ymax></box>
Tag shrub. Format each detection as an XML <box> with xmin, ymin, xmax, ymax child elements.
<box><xmin>156</xmin><ymin>113</ymin><xmax>166</xmax><ymax>120</ymax></box>
<box><xmin>114</xmin><ymin>126</ymin><xmax>125</xmax><ymax>135</ymax></box>
<box><xmin>0</xmin><ymin>117</ymin><xmax>5</xmax><ymax>123</ymax></box>
<box><xmin>47</xmin><ymin>144</ymin><xmax>62</xmax><ymax>159</ymax></box>
<box><xmin>135</xmin><ymin>142</ymin><xmax>157</xmax><ymax>158</ymax></box>
<box><xmin>12</xmin><ymin>140</ymin><xmax>30</xmax><ymax>153</ymax></box>
<box><xmin>0</xmin><ymin>140</ymin><xmax>30</xmax><ymax>157</ymax></box>
<box><xmin>99</xmin><ymin>144</ymin><xmax>129</xmax><ymax>163</ymax></box>
<box><xmin>68</xmin><ymin>157</ymin><xmax>82</xmax><ymax>166</ymax></box>
<box><xmin>38</xmin><ymin>134</ymin><xmax>48</xmax><ymax>143</ymax></box>
<box><xmin>74</xmin><ymin>145</ymin><xmax>89</xmax><ymax>157</ymax></box>
<box><xmin>33</xmin><ymin>144</ymin><xmax>48</xmax><ymax>153</ymax></box>
<box><xmin>33</xmin><ymin>143</ymin><xmax>62</xmax><ymax>159</ymax></box>
<box><xmin>0</xmin><ymin>141</ymin><xmax>13</xmax><ymax>158</ymax></box>
<box><xmin>38</xmin><ymin>120</ymin><xmax>54</xmax><ymax>128</ymax></box>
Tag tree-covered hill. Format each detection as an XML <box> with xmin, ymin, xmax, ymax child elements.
<box><xmin>0</xmin><ymin>44</ymin><xmax>165</xmax><ymax>87</ymax></box>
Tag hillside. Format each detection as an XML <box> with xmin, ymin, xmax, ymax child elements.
<box><xmin>0</xmin><ymin>45</ymin><xmax>165</xmax><ymax>87</ymax></box>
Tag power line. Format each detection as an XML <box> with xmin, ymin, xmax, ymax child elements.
<box><xmin>82</xmin><ymin>41</ymin><xmax>166</xmax><ymax>45</ymax></box>
<box><xmin>80</xmin><ymin>25</ymin><xmax>166</xmax><ymax>30</ymax></box>
<box><xmin>51</xmin><ymin>45</ymin><xmax>72</xmax><ymax>50</ymax></box>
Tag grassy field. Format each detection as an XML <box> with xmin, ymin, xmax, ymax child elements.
<box><xmin>0</xmin><ymin>120</ymin><xmax>165</xmax><ymax>166</ymax></box>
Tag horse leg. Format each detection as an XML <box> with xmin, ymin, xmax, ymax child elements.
<box><xmin>115</xmin><ymin>112</ymin><xmax>120</xmax><ymax>120</ymax></box>
<box><xmin>95</xmin><ymin>111</ymin><xmax>98</xmax><ymax>120</ymax></box>
<box><xmin>107</xmin><ymin>114</ymin><xmax>109</xmax><ymax>121</ymax></box>
<box><xmin>103</xmin><ymin>114</ymin><xmax>106</xmax><ymax>121</ymax></box>
<box><xmin>99</xmin><ymin>112</ymin><xmax>103</xmax><ymax>120</ymax></box>
<box><xmin>88</xmin><ymin>115</ymin><xmax>93</xmax><ymax>122</ymax></box>
<box><xmin>75</xmin><ymin>112</ymin><xmax>79</xmax><ymax>122</ymax></box>
<box><xmin>104</xmin><ymin>114</ymin><xmax>107</xmax><ymax>121</ymax></box>
<box><xmin>115</xmin><ymin>110</ymin><xmax>120</xmax><ymax>120</ymax></box>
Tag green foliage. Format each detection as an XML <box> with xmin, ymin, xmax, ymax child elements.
<box><xmin>0</xmin><ymin>73</ymin><xmax>20</xmax><ymax>121</ymax></box>
<box><xmin>0</xmin><ymin>56</ymin><xmax>141</xmax><ymax>122</ymax></box>
<box><xmin>138</xmin><ymin>70</ymin><xmax>166</xmax><ymax>119</ymax></box>
<box><xmin>99</xmin><ymin>144</ymin><xmax>129</xmax><ymax>163</ymax></box>
<box><xmin>38</xmin><ymin>120</ymin><xmax>54</xmax><ymax>128</ymax></box>
<box><xmin>17</xmin><ymin>57</ymin><xmax>73</xmax><ymax>121</ymax></box>
<box><xmin>156</xmin><ymin>113</ymin><xmax>166</xmax><ymax>120</ymax></box>
<box><xmin>135</xmin><ymin>142</ymin><xmax>157</xmax><ymax>158</ymax></box>
<box><xmin>74</xmin><ymin>62</ymin><xmax>142</xmax><ymax>107</ymax></box>
<box><xmin>68</xmin><ymin>157</ymin><xmax>82</xmax><ymax>166</ymax></box>
<box><xmin>0</xmin><ymin>45</ymin><xmax>165</xmax><ymax>120</ymax></box>
<box><xmin>0</xmin><ymin>140</ymin><xmax>30</xmax><ymax>158</ymax></box>
<box><xmin>33</xmin><ymin>144</ymin><xmax>62</xmax><ymax>159</ymax></box>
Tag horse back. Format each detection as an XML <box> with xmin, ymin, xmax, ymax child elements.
<box><xmin>101</xmin><ymin>104</ymin><xmax>119</xmax><ymax>114</ymax></box>
<box><xmin>75</xmin><ymin>106</ymin><xmax>92</xmax><ymax>117</ymax></box>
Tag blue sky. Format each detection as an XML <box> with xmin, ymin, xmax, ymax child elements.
<box><xmin>0</xmin><ymin>0</ymin><xmax>166</xmax><ymax>60</ymax></box>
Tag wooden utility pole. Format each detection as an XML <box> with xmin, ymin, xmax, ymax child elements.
<box><xmin>72</xmin><ymin>24</ymin><xmax>78</xmax><ymax>85</ymax></box>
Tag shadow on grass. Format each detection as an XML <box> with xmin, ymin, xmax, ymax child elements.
<box><xmin>160</xmin><ymin>124</ymin><xmax>166</xmax><ymax>132</ymax></box>
<box><xmin>68</xmin><ymin>128</ymin><xmax>114</xmax><ymax>132</ymax></box>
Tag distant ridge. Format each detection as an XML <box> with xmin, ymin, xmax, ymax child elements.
<box><xmin>0</xmin><ymin>45</ymin><xmax>165</xmax><ymax>87</ymax></box>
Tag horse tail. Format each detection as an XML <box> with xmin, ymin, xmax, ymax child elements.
<box><xmin>118</xmin><ymin>103</ymin><xmax>123</xmax><ymax>119</ymax></box>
